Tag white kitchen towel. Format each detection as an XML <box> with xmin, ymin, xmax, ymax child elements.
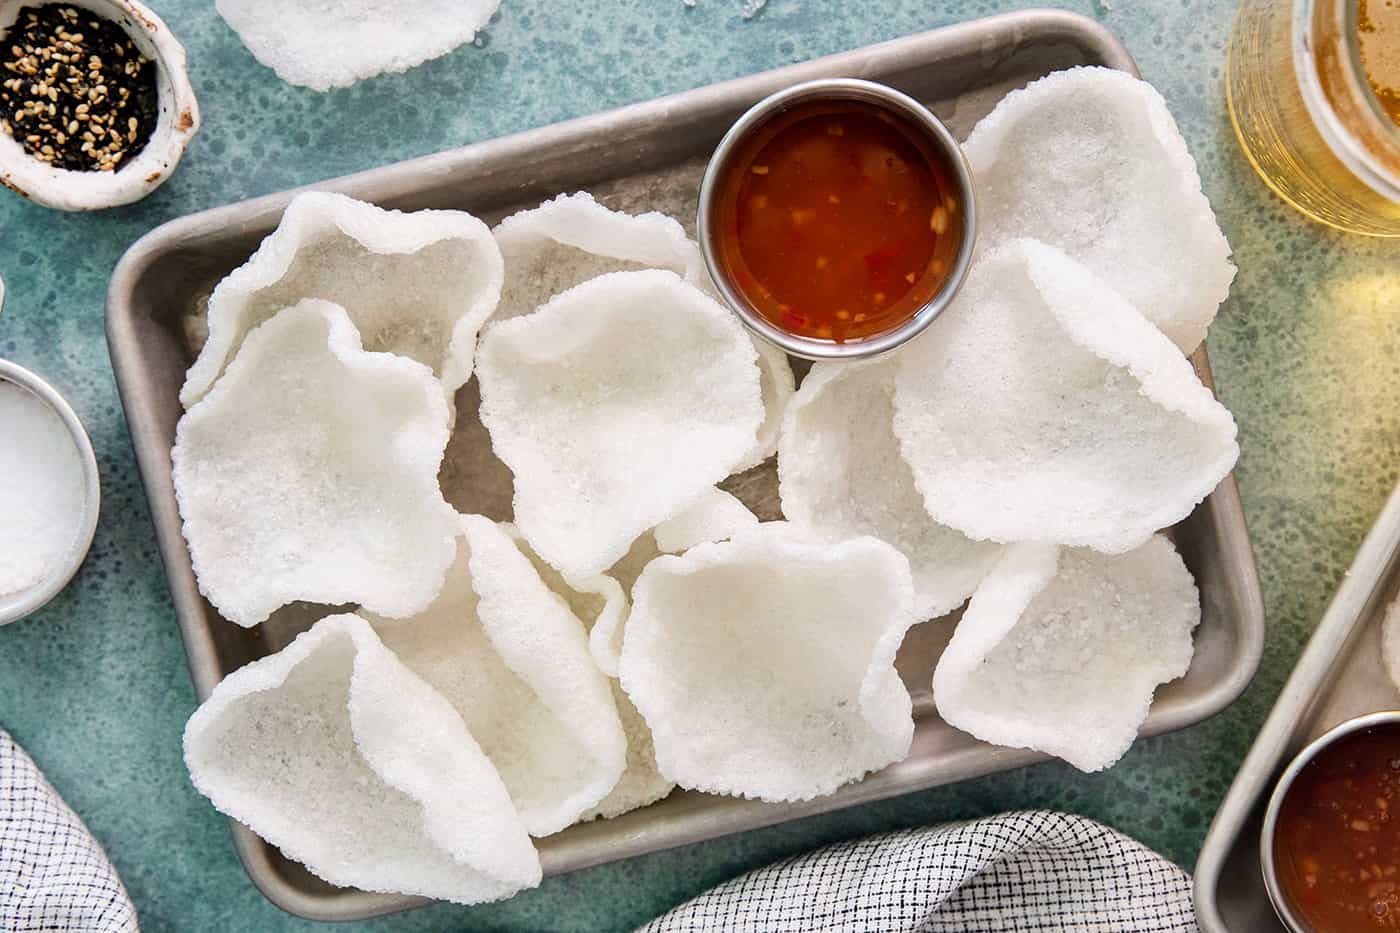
<box><xmin>639</xmin><ymin>809</ymin><xmax>1197</xmax><ymax>932</ymax></box>
<box><xmin>0</xmin><ymin>729</ymin><xmax>139</xmax><ymax>932</ymax></box>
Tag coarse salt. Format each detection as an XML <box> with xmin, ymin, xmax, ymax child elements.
<box><xmin>0</xmin><ymin>379</ymin><xmax>87</xmax><ymax>598</ymax></box>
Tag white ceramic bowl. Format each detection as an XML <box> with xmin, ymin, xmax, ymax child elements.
<box><xmin>0</xmin><ymin>0</ymin><xmax>200</xmax><ymax>211</ymax></box>
<box><xmin>0</xmin><ymin>359</ymin><xmax>101</xmax><ymax>625</ymax></box>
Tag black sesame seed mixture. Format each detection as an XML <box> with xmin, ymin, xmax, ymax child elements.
<box><xmin>0</xmin><ymin>5</ymin><xmax>157</xmax><ymax>172</ymax></box>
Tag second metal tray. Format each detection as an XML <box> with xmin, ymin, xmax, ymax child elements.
<box><xmin>107</xmin><ymin>10</ymin><xmax>1265</xmax><ymax>923</ymax></box>
<box><xmin>1195</xmin><ymin>480</ymin><xmax>1400</xmax><ymax>931</ymax></box>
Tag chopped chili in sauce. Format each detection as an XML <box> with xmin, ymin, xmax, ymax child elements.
<box><xmin>712</xmin><ymin>97</ymin><xmax>963</xmax><ymax>342</ymax></box>
<box><xmin>1274</xmin><ymin>724</ymin><xmax>1400</xmax><ymax>930</ymax></box>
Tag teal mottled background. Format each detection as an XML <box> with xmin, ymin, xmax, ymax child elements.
<box><xmin>2</xmin><ymin>1</ymin><xmax>1399</xmax><ymax>930</ymax></box>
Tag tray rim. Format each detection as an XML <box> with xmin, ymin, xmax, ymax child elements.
<box><xmin>1193</xmin><ymin>480</ymin><xmax>1400</xmax><ymax>932</ymax></box>
<box><xmin>106</xmin><ymin>9</ymin><xmax>1265</xmax><ymax>923</ymax></box>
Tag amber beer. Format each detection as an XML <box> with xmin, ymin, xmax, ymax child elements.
<box><xmin>1228</xmin><ymin>0</ymin><xmax>1400</xmax><ymax>235</ymax></box>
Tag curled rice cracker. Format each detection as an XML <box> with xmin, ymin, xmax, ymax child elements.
<box><xmin>492</xmin><ymin>192</ymin><xmax>705</xmax><ymax>323</ymax></box>
<box><xmin>964</xmin><ymin>66</ymin><xmax>1234</xmax><ymax>353</ymax></box>
<box><xmin>573</xmin><ymin>494</ymin><xmax>758</xmax><ymax>679</ymax></box>
<box><xmin>652</xmin><ymin>487</ymin><xmax>759</xmax><ymax>555</ymax></box>
<box><xmin>737</xmin><ymin>338</ymin><xmax>796</xmax><ymax>471</ymax></box>
<box><xmin>172</xmin><ymin>300</ymin><xmax>458</xmax><ymax>627</ymax></box>
<box><xmin>893</xmin><ymin>239</ymin><xmax>1238</xmax><ymax>554</ymax></box>
<box><xmin>506</xmin><ymin>526</ymin><xmax>676</xmax><ymax>820</ymax></box>
<box><xmin>506</xmin><ymin>522</ymin><xmax>630</xmax><ymax>678</ymax></box>
<box><xmin>582</xmin><ymin>532</ymin><xmax>663</xmax><ymax>678</ymax></box>
<box><xmin>370</xmin><ymin>515</ymin><xmax>626</xmax><ymax>837</ymax></box>
<box><xmin>492</xmin><ymin>192</ymin><xmax>793</xmax><ymax>466</ymax></box>
<box><xmin>182</xmin><ymin>191</ymin><xmax>502</xmax><ymax>408</ymax></box>
<box><xmin>183</xmin><ymin>613</ymin><xmax>541</xmax><ymax>905</ymax></box>
<box><xmin>477</xmin><ymin>270</ymin><xmax>764</xmax><ymax>579</ymax></box>
<box><xmin>779</xmin><ymin>359</ymin><xmax>1002</xmax><ymax>621</ymax></box>
<box><xmin>933</xmin><ymin>536</ymin><xmax>1199</xmax><ymax>772</ymax></box>
<box><xmin>620</xmin><ymin>523</ymin><xmax>918</xmax><ymax>802</ymax></box>
<box><xmin>216</xmin><ymin>0</ymin><xmax>500</xmax><ymax>91</ymax></box>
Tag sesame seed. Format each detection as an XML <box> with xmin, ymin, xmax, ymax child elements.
<box><xmin>0</xmin><ymin>5</ymin><xmax>156</xmax><ymax>170</ymax></box>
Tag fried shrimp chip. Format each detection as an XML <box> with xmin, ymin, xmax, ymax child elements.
<box><xmin>964</xmin><ymin>66</ymin><xmax>1234</xmax><ymax>353</ymax></box>
<box><xmin>492</xmin><ymin>192</ymin><xmax>706</xmax><ymax>323</ymax></box>
<box><xmin>504</xmin><ymin>526</ymin><xmax>675</xmax><ymax>820</ymax></box>
<box><xmin>620</xmin><ymin>524</ymin><xmax>918</xmax><ymax>802</ymax></box>
<box><xmin>893</xmin><ymin>240</ymin><xmax>1238</xmax><ymax>554</ymax></box>
<box><xmin>172</xmin><ymin>300</ymin><xmax>458</xmax><ymax>627</ymax></box>
<box><xmin>181</xmin><ymin>191</ymin><xmax>502</xmax><ymax>408</ymax></box>
<box><xmin>216</xmin><ymin>0</ymin><xmax>500</xmax><ymax>91</ymax></box>
<box><xmin>370</xmin><ymin>516</ymin><xmax>626</xmax><ymax>837</ymax></box>
<box><xmin>492</xmin><ymin>192</ymin><xmax>793</xmax><ymax>467</ymax></box>
<box><xmin>932</xmin><ymin>536</ymin><xmax>1199</xmax><ymax>772</ymax></box>
<box><xmin>737</xmin><ymin>338</ymin><xmax>796</xmax><ymax>471</ymax></box>
<box><xmin>184</xmin><ymin>614</ymin><xmax>541</xmax><ymax>904</ymax></box>
<box><xmin>652</xmin><ymin>487</ymin><xmax>759</xmax><ymax>555</ymax></box>
<box><xmin>477</xmin><ymin>270</ymin><xmax>764</xmax><ymax>579</ymax></box>
<box><xmin>779</xmin><ymin>359</ymin><xmax>1002</xmax><ymax>621</ymax></box>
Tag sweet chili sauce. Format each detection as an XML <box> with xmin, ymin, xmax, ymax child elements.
<box><xmin>1274</xmin><ymin>723</ymin><xmax>1400</xmax><ymax>931</ymax></box>
<box><xmin>711</xmin><ymin>97</ymin><xmax>964</xmax><ymax>343</ymax></box>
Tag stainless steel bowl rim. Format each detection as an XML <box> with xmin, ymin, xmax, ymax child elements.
<box><xmin>1259</xmin><ymin>709</ymin><xmax>1400</xmax><ymax>932</ymax></box>
<box><xmin>0</xmin><ymin>359</ymin><xmax>101</xmax><ymax>625</ymax></box>
<box><xmin>696</xmin><ymin>77</ymin><xmax>977</xmax><ymax>362</ymax></box>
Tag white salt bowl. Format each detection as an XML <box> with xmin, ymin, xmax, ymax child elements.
<box><xmin>0</xmin><ymin>359</ymin><xmax>101</xmax><ymax>625</ymax></box>
<box><xmin>0</xmin><ymin>0</ymin><xmax>200</xmax><ymax>211</ymax></box>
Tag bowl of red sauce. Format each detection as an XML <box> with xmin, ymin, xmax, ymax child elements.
<box><xmin>698</xmin><ymin>78</ymin><xmax>975</xmax><ymax>361</ymax></box>
<box><xmin>1263</xmin><ymin>711</ymin><xmax>1400</xmax><ymax>932</ymax></box>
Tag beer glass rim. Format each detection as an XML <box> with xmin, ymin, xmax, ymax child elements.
<box><xmin>1293</xmin><ymin>0</ymin><xmax>1400</xmax><ymax>201</ymax></box>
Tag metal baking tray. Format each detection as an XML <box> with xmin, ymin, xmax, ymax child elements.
<box><xmin>107</xmin><ymin>9</ymin><xmax>1265</xmax><ymax>922</ymax></box>
<box><xmin>1195</xmin><ymin>481</ymin><xmax>1400</xmax><ymax>931</ymax></box>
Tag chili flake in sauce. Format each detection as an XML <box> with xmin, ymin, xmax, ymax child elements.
<box><xmin>1274</xmin><ymin>724</ymin><xmax>1400</xmax><ymax>930</ymax></box>
<box><xmin>712</xmin><ymin>97</ymin><xmax>963</xmax><ymax>342</ymax></box>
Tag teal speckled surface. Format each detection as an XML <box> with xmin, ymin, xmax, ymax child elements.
<box><xmin>1</xmin><ymin>0</ymin><xmax>1398</xmax><ymax>930</ymax></box>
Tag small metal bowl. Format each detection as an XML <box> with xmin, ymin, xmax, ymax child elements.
<box><xmin>1260</xmin><ymin>710</ymin><xmax>1400</xmax><ymax>932</ymax></box>
<box><xmin>0</xmin><ymin>359</ymin><xmax>101</xmax><ymax>625</ymax></box>
<box><xmin>697</xmin><ymin>77</ymin><xmax>976</xmax><ymax>362</ymax></box>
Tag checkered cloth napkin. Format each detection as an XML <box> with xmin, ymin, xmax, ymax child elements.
<box><xmin>639</xmin><ymin>810</ymin><xmax>1197</xmax><ymax>932</ymax></box>
<box><xmin>1</xmin><ymin>730</ymin><xmax>139</xmax><ymax>932</ymax></box>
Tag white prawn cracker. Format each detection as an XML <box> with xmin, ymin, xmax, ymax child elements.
<box><xmin>505</xmin><ymin>526</ymin><xmax>676</xmax><ymax>819</ymax></box>
<box><xmin>779</xmin><ymin>359</ymin><xmax>1002</xmax><ymax>621</ymax></box>
<box><xmin>963</xmin><ymin>66</ymin><xmax>1234</xmax><ymax>353</ymax></box>
<box><xmin>932</xmin><ymin>536</ymin><xmax>1200</xmax><ymax>772</ymax></box>
<box><xmin>371</xmin><ymin>515</ymin><xmax>626</xmax><ymax>837</ymax></box>
<box><xmin>652</xmin><ymin>487</ymin><xmax>759</xmax><ymax>555</ymax></box>
<box><xmin>172</xmin><ymin>300</ymin><xmax>458</xmax><ymax>628</ymax></box>
<box><xmin>477</xmin><ymin>269</ymin><xmax>764</xmax><ymax>579</ymax></box>
<box><xmin>181</xmin><ymin>191</ymin><xmax>503</xmax><ymax>408</ymax></box>
<box><xmin>510</xmin><ymin>521</ymin><xmax>632</xmax><ymax>677</ymax></box>
<box><xmin>893</xmin><ymin>240</ymin><xmax>1238</xmax><ymax>555</ymax></box>
<box><xmin>504</xmin><ymin>523</ymin><xmax>627</xmax><ymax>667</ymax></box>
<box><xmin>183</xmin><ymin>614</ymin><xmax>541</xmax><ymax>904</ymax></box>
<box><xmin>491</xmin><ymin>192</ymin><xmax>706</xmax><ymax>323</ymax></box>
<box><xmin>586</xmin><ymin>533</ymin><xmax>663</xmax><ymax>678</ymax></box>
<box><xmin>737</xmin><ymin>338</ymin><xmax>796</xmax><ymax>471</ymax></box>
<box><xmin>619</xmin><ymin>524</ymin><xmax>919</xmax><ymax>802</ymax></box>
<box><xmin>217</xmin><ymin>0</ymin><xmax>500</xmax><ymax>91</ymax></box>
<box><xmin>491</xmin><ymin>192</ymin><xmax>794</xmax><ymax>467</ymax></box>
<box><xmin>586</xmin><ymin>497</ymin><xmax>759</xmax><ymax>679</ymax></box>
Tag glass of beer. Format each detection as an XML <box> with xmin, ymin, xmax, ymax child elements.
<box><xmin>1228</xmin><ymin>0</ymin><xmax>1400</xmax><ymax>235</ymax></box>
